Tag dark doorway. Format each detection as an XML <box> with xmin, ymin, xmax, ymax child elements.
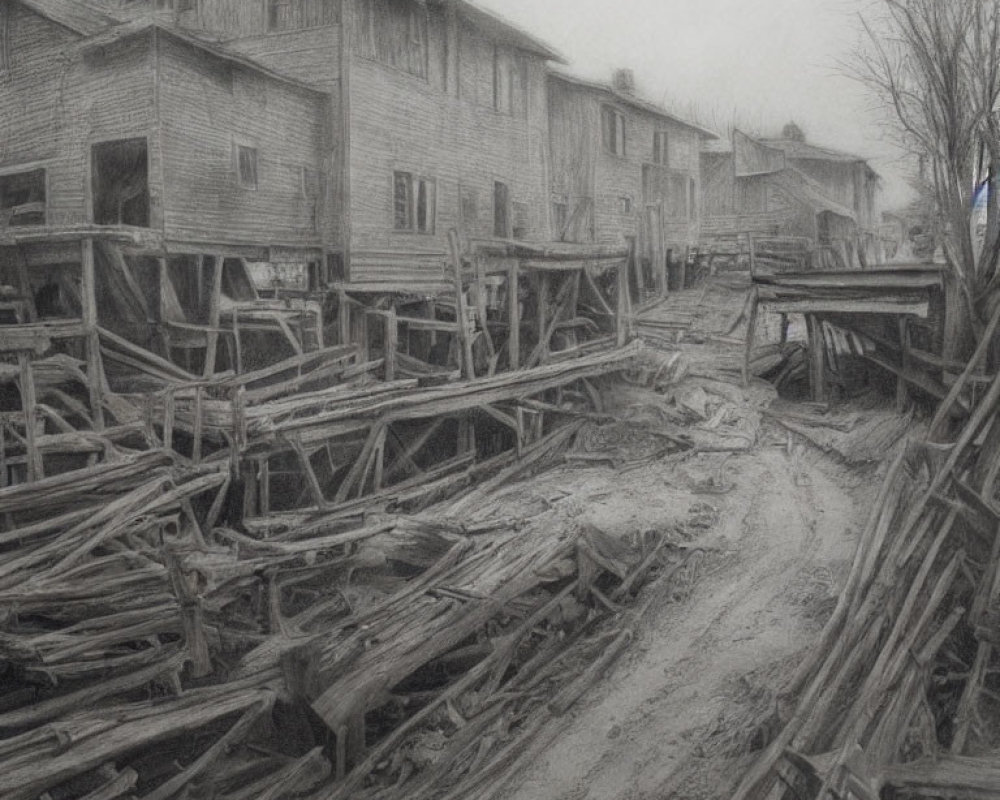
<box><xmin>91</xmin><ymin>138</ymin><xmax>150</xmax><ymax>227</ymax></box>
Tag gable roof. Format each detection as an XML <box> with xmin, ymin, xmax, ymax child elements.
<box><xmin>16</xmin><ymin>0</ymin><xmax>119</xmax><ymax>36</ymax></box>
<box><xmin>548</xmin><ymin>70</ymin><xmax>718</xmax><ymax>140</ymax></box>
<box><xmin>451</xmin><ymin>1</ymin><xmax>565</xmax><ymax>63</ymax></box>
<box><xmin>79</xmin><ymin>20</ymin><xmax>328</xmax><ymax>96</ymax></box>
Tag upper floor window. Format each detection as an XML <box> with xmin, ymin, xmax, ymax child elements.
<box><xmin>0</xmin><ymin>3</ymin><xmax>10</xmax><ymax>73</ymax></box>
<box><xmin>653</xmin><ymin>131</ymin><xmax>669</xmax><ymax>166</ymax></box>
<box><xmin>268</xmin><ymin>0</ymin><xmax>339</xmax><ymax>32</ymax></box>
<box><xmin>0</xmin><ymin>169</ymin><xmax>46</xmax><ymax>227</ymax></box>
<box><xmin>236</xmin><ymin>145</ymin><xmax>259</xmax><ymax>190</ymax></box>
<box><xmin>493</xmin><ymin>48</ymin><xmax>527</xmax><ymax>115</ymax></box>
<box><xmin>394</xmin><ymin>171</ymin><xmax>435</xmax><ymax>234</ymax></box>
<box><xmin>494</xmin><ymin>181</ymin><xmax>511</xmax><ymax>238</ymax></box>
<box><xmin>356</xmin><ymin>0</ymin><xmax>428</xmax><ymax>79</ymax></box>
<box><xmin>601</xmin><ymin>106</ymin><xmax>626</xmax><ymax>157</ymax></box>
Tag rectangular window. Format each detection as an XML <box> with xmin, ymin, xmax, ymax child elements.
<box><xmin>356</xmin><ymin>0</ymin><xmax>428</xmax><ymax>79</ymax></box>
<box><xmin>393</xmin><ymin>171</ymin><xmax>435</xmax><ymax>233</ymax></box>
<box><xmin>552</xmin><ymin>201</ymin><xmax>568</xmax><ymax>238</ymax></box>
<box><xmin>653</xmin><ymin>131</ymin><xmax>669</xmax><ymax>166</ymax></box>
<box><xmin>688</xmin><ymin>177</ymin><xmax>696</xmax><ymax>221</ymax></box>
<box><xmin>236</xmin><ymin>145</ymin><xmax>258</xmax><ymax>190</ymax></box>
<box><xmin>0</xmin><ymin>3</ymin><xmax>10</xmax><ymax>72</ymax></box>
<box><xmin>460</xmin><ymin>184</ymin><xmax>479</xmax><ymax>230</ymax></box>
<box><xmin>619</xmin><ymin>196</ymin><xmax>633</xmax><ymax>215</ymax></box>
<box><xmin>601</xmin><ymin>106</ymin><xmax>626</xmax><ymax>157</ymax></box>
<box><xmin>494</xmin><ymin>181</ymin><xmax>510</xmax><ymax>238</ymax></box>
<box><xmin>0</xmin><ymin>169</ymin><xmax>46</xmax><ymax>227</ymax></box>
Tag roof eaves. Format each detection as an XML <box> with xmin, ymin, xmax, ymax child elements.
<box><xmin>79</xmin><ymin>20</ymin><xmax>328</xmax><ymax>97</ymax></box>
<box><xmin>548</xmin><ymin>70</ymin><xmax>719</xmax><ymax>140</ymax></box>
<box><xmin>452</xmin><ymin>1</ymin><xmax>566</xmax><ymax>63</ymax></box>
<box><xmin>17</xmin><ymin>0</ymin><xmax>120</xmax><ymax>37</ymax></box>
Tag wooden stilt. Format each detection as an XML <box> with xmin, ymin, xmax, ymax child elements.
<box><xmin>508</xmin><ymin>261</ymin><xmax>520</xmax><ymax>371</ymax></box>
<box><xmin>897</xmin><ymin>317</ymin><xmax>911</xmax><ymax>413</ymax></box>
<box><xmin>383</xmin><ymin>308</ymin><xmax>397</xmax><ymax>383</ymax></box>
<box><xmin>80</xmin><ymin>238</ymin><xmax>105</xmax><ymax>430</ymax></box>
<box><xmin>536</xmin><ymin>271</ymin><xmax>549</xmax><ymax>361</ymax></box>
<box><xmin>163</xmin><ymin>389</ymin><xmax>175</xmax><ymax>451</ymax></box>
<box><xmin>742</xmin><ymin>286</ymin><xmax>760</xmax><ymax>388</ymax></box>
<box><xmin>203</xmin><ymin>255</ymin><xmax>223</xmax><ymax>377</ymax></box>
<box><xmin>807</xmin><ymin>314</ymin><xmax>827</xmax><ymax>403</ymax></box>
<box><xmin>447</xmin><ymin>231</ymin><xmax>476</xmax><ymax>381</ymax></box>
<box><xmin>192</xmin><ymin>386</ymin><xmax>204</xmax><ymax>464</ymax></box>
<box><xmin>338</xmin><ymin>290</ymin><xmax>351</xmax><ymax>347</ymax></box>
<box><xmin>17</xmin><ymin>353</ymin><xmax>42</xmax><ymax>482</ymax></box>
<box><xmin>259</xmin><ymin>459</ymin><xmax>271</xmax><ymax>515</ymax></box>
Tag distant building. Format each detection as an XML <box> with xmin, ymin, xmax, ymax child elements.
<box><xmin>547</xmin><ymin>69</ymin><xmax>717</xmax><ymax>275</ymax></box>
<box><xmin>701</xmin><ymin>127</ymin><xmax>883</xmax><ymax>268</ymax></box>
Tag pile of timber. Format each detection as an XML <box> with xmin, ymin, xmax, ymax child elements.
<box><xmin>0</xmin><ymin>401</ymin><xmax>692</xmax><ymax>800</ymax></box>
<box><xmin>731</xmin><ymin>354</ymin><xmax>1000</xmax><ymax>799</ymax></box>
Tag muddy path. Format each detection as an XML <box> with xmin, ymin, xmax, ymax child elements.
<box><xmin>494</xmin><ymin>376</ymin><xmax>880</xmax><ymax>800</ymax></box>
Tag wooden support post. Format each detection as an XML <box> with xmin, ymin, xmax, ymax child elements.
<box><xmin>807</xmin><ymin>314</ymin><xmax>827</xmax><ymax>403</ymax></box>
<box><xmin>80</xmin><ymin>238</ymin><xmax>105</xmax><ymax>430</ymax></box>
<box><xmin>259</xmin><ymin>458</ymin><xmax>271</xmax><ymax>515</ymax></box>
<box><xmin>742</xmin><ymin>286</ymin><xmax>760</xmax><ymax>389</ymax></box>
<box><xmin>373</xmin><ymin>430</ymin><xmax>386</xmax><ymax>492</ymax></box>
<box><xmin>616</xmin><ymin>257</ymin><xmax>630</xmax><ymax>347</ymax></box>
<box><xmin>447</xmin><ymin>230</ymin><xmax>476</xmax><ymax>381</ymax></box>
<box><xmin>17</xmin><ymin>353</ymin><xmax>42</xmax><ymax>482</ymax></box>
<box><xmin>192</xmin><ymin>385</ymin><xmax>204</xmax><ymax>464</ymax></box>
<box><xmin>203</xmin><ymin>255</ymin><xmax>224</xmax><ymax>377</ymax></box>
<box><xmin>679</xmin><ymin>246</ymin><xmax>689</xmax><ymax>292</ymax></box>
<box><xmin>383</xmin><ymin>308</ymin><xmax>397</xmax><ymax>383</ymax></box>
<box><xmin>508</xmin><ymin>261</ymin><xmax>520</xmax><ymax>371</ymax></box>
<box><xmin>536</xmin><ymin>271</ymin><xmax>550</xmax><ymax>363</ymax></box>
<box><xmin>196</xmin><ymin>255</ymin><xmax>206</xmax><ymax>316</ymax></box>
<box><xmin>897</xmin><ymin>317</ymin><xmax>911</xmax><ymax>413</ymax></box>
<box><xmin>338</xmin><ymin>290</ymin><xmax>351</xmax><ymax>347</ymax></box>
<box><xmin>163</xmin><ymin>389</ymin><xmax>175</xmax><ymax>451</ymax></box>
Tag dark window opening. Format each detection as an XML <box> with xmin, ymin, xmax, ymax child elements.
<box><xmin>91</xmin><ymin>138</ymin><xmax>150</xmax><ymax>227</ymax></box>
<box><xmin>0</xmin><ymin>3</ymin><xmax>10</xmax><ymax>72</ymax></box>
<box><xmin>653</xmin><ymin>131</ymin><xmax>669</xmax><ymax>166</ymax></box>
<box><xmin>601</xmin><ymin>106</ymin><xmax>626</xmax><ymax>157</ymax></box>
<box><xmin>394</xmin><ymin>171</ymin><xmax>435</xmax><ymax>233</ymax></box>
<box><xmin>493</xmin><ymin>181</ymin><xmax>510</xmax><ymax>239</ymax></box>
<box><xmin>356</xmin><ymin>0</ymin><xmax>428</xmax><ymax>79</ymax></box>
<box><xmin>236</xmin><ymin>145</ymin><xmax>258</xmax><ymax>190</ymax></box>
<box><xmin>0</xmin><ymin>169</ymin><xmax>46</xmax><ymax>227</ymax></box>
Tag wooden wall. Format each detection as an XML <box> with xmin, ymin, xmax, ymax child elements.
<box><xmin>344</xmin><ymin>0</ymin><xmax>552</xmax><ymax>285</ymax></box>
<box><xmin>0</xmin><ymin>4</ymin><xmax>157</xmax><ymax>228</ymax></box>
<box><xmin>223</xmin><ymin>25</ymin><xmax>344</xmax><ymax>251</ymax></box>
<box><xmin>548</xmin><ymin>77</ymin><xmax>703</xmax><ymax>250</ymax></box>
<box><xmin>156</xmin><ymin>33</ymin><xmax>326</xmax><ymax>249</ymax></box>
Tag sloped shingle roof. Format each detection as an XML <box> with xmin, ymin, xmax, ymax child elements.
<box><xmin>17</xmin><ymin>0</ymin><xmax>119</xmax><ymax>36</ymax></box>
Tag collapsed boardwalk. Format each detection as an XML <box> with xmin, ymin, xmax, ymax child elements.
<box><xmin>0</xmin><ymin>224</ymin><xmax>681</xmax><ymax>797</ymax></box>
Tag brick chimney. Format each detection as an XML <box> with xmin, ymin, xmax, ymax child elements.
<box><xmin>612</xmin><ymin>69</ymin><xmax>636</xmax><ymax>96</ymax></box>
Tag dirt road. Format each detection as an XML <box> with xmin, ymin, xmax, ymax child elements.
<box><xmin>497</xmin><ymin>438</ymin><xmax>872</xmax><ymax>800</ymax></box>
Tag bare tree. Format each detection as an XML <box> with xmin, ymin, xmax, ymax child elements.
<box><xmin>853</xmin><ymin>0</ymin><xmax>1000</xmax><ymax>352</ymax></box>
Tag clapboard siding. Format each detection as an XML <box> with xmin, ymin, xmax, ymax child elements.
<box><xmin>0</xmin><ymin>5</ymin><xmax>157</xmax><ymax>228</ymax></box>
<box><xmin>156</xmin><ymin>32</ymin><xmax>326</xmax><ymax>248</ymax></box>
<box><xmin>346</xmin><ymin>2</ymin><xmax>551</xmax><ymax>284</ymax></box>
<box><xmin>548</xmin><ymin>75</ymin><xmax>703</xmax><ymax>250</ymax></box>
<box><xmin>223</xmin><ymin>26</ymin><xmax>343</xmax><ymax>248</ymax></box>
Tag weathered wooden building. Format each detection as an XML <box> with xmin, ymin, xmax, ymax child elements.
<box><xmin>0</xmin><ymin>0</ymin><xmax>332</xmax><ymax>380</ymax></box>
<box><xmin>100</xmin><ymin>0</ymin><xmax>562</xmax><ymax>292</ymax></box>
<box><xmin>547</xmin><ymin>69</ymin><xmax>717</xmax><ymax>283</ymax></box>
<box><xmin>701</xmin><ymin>127</ymin><xmax>883</xmax><ymax>269</ymax></box>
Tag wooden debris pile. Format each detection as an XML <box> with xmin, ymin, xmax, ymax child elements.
<box><xmin>0</xmin><ymin>421</ymin><xmax>692</xmax><ymax>799</ymax></box>
<box><xmin>731</xmin><ymin>359</ymin><xmax>1000</xmax><ymax>799</ymax></box>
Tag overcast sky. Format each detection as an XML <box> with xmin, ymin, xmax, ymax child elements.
<box><xmin>476</xmin><ymin>0</ymin><xmax>912</xmax><ymax>209</ymax></box>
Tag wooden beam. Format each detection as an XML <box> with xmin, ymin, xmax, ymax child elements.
<box><xmin>383</xmin><ymin>308</ymin><xmax>397</xmax><ymax>383</ymax></box>
<box><xmin>203</xmin><ymin>255</ymin><xmax>224</xmax><ymax>377</ymax></box>
<box><xmin>742</xmin><ymin>286</ymin><xmax>760</xmax><ymax>388</ymax></box>
<box><xmin>447</xmin><ymin>230</ymin><xmax>476</xmax><ymax>381</ymax></box>
<box><xmin>17</xmin><ymin>354</ymin><xmax>42</xmax><ymax>482</ymax></box>
<box><xmin>897</xmin><ymin>317</ymin><xmax>911</xmax><ymax>413</ymax></box>
<box><xmin>806</xmin><ymin>314</ymin><xmax>827</xmax><ymax>403</ymax></box>
<box><xmin>508</xmin><ymin>261</ymin><xmax>520</xmax><ymax>371</ymax></box>
<box><xmin>80</xmin><ymin>238</ymin><xmax>104</xmax><ymax>430</ymax></box>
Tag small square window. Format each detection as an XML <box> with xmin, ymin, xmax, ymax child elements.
<box><xmin>236</xmin><ymin>145</ymin><xmax>258</xmax><ymax>190</ymax></box>
<box><xmin>619</xmin><ymin>196</ymin><xmax>633</xmax><ymax>215</ymax></box>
